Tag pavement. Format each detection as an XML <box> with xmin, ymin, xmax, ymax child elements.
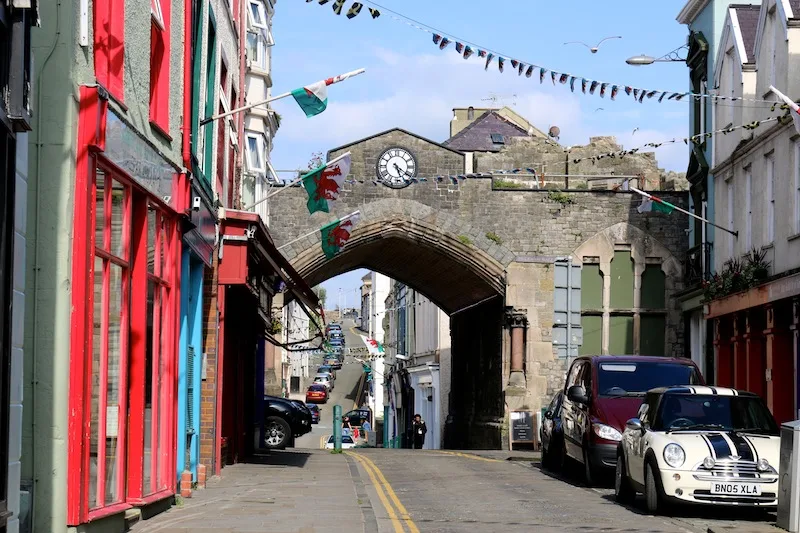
<box><xmin>130</xmin><ymin>447</ymin><xmax>783</xmax><ymax>533</ymax></box>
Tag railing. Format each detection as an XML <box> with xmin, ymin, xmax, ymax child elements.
<box><xmin>685</xmin><ymin>242</ymin><xmax>712</xmax><ymax>287</ymax></box>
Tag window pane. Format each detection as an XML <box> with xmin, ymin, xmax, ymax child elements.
<box><xmin>640</xmin><ymin>315</ymin><xmax>666</xmax><ymax>357</ymax></box>
<box><xmin>579</xmin><ymin>315</ymin><xmax>602</xmax><ymax>356</ymax></box>
<box><xmin>608</xmin><ymin>315</ymin><xmax>634</xmax><ymax>354</ymax></box>
<box><xmin>641</xmin><ymin>264</ymin><xmax>666</xmax><ymax>309</ymax></box>
<box><xmin>610</xmin><ymin>251</ymin><xmax>634</xmax><ymax>309</ymax></box>
<box><xmin>105</xmin><ymin>263</ymin><xmax>124</xmax><ymax>504</ymax></box>
<box><xmin>147</xmin><ymin>208</ymin><xmax>156</xmax><ymax>274</ymax></box>
<box><xmin>111</xmin><ymin>180</ymin><xmax>126</xmax><ymax>259</ymax></box>
<box><xmin>246</xmin><ymin>32</ymin><xmax>258</xmax><ymax>63</ymax></box>
<box><xmin>95</xmin><ymin>170</ymin><xmax>106</xmax><ymax>251</ymax></box>
<box><xmin>581</xmin><ymin>264</ymin><xmax>603</xmax><ymax>310</ymax></box>
<box><xmin>143</xmin><ymin>280</ymin><xmax>155</xmax><ymax>493</ymax></box>
<box><xmin>89</xmin><ymin>256</ymin><xmax>104</xmax><ymax>509</ymax></box>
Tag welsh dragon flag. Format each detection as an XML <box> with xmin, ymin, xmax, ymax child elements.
<box><xmin>360</xmin><ymin>335</ymin><xmax>385</xmax><ymax>357</ymax></box>
<box><xmin>320</xmin><ymin>212</ymin><xmax>360</xmax><ymax>259</ymax></box>
<box><xmin>637</xmin><ymin>195</ymin><xmax>675</xmax><ymax>214</ymax></box>
<box><xmin>302</xmin><ymin>154</ymin><xmax>351</xmax><ymax>214</ymax></box>
<box><xmin>291</xmin><ymin>81</ymin><xmax>328</xmax><ymax>117</ymax></box>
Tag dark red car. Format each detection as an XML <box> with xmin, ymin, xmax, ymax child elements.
<box><xmin>560</xmin><ymin>355</ymin><xmax>704</xmax><ymax>486</ymax></box>
<box><xmin>305</xmin><ymin>384</ymin><xmax>329</xmax><ymax>404</ymax></box>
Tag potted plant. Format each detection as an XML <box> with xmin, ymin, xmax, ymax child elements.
<box><xmin>744</xmin><ymin>247</ymin><xmax>770</xmax><ymax>282</ymax></box>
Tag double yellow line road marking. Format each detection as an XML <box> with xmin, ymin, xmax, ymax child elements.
<box><xmin>347</xmin><ymin>452</ymin><xmax>420</xmax><ymax>533</ymax></box>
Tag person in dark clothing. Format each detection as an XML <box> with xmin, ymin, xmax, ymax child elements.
<box><xmin>411</xmin><ymin>414</ymin><xmax>427</xmax><ymax>449</ymax></box>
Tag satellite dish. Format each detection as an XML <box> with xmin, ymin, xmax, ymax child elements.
<box><xmin>549</xmin><ymin>126</ymin><xmax>561</xmax><ymax>139</ymax></box>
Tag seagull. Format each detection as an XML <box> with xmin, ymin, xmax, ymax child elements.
<box><xmin>595</xmin><ymin>108</ymin><xmax>605</xmax><ymax>112</ymax></box>
<box><xmin>564</xmin><ymin>36</ymin><xmax>622</xmax><ymax>53</ymax></box>
<box><xmin>632</xmin><ymin>127</ymin><xmax>639</xmax><ymax>135</ymax></box>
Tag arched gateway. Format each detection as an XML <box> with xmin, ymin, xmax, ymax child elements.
<box><xmin>268</xmin><ymin>128</ymin><xmax>689</xmax><ymax>449</ymax></box>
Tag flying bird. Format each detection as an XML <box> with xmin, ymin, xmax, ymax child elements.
<box><xmin>595</xmin><ymin>108</ymin><xmax>605</xmax><ymax>112</ymax></box>
<box><xmin>564</xmin><ymin>36</ymin><xmax>622</xmax><ymax>53</ymax></box>
<box><xmin>632</xmin><ymin>127</ymin><xmax>639</xmax><ymax>136</ymax></box>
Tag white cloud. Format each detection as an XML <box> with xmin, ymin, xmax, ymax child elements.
<box><xmin>272</xmin><ymin>47</ymin><xmax>689</xmax><ymax>172</ymax></box>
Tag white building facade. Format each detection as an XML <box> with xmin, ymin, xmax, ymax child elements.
<box><xmin>283</xmin><ymin>300</ymin><xmax>311</xmax><ymax>381</ymax></box>
<box><xmin>707</xmin><ymin>0</ymin><xmax>800</xmax><ymax>423</ymax></box>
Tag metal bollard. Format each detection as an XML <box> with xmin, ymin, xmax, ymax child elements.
<box><xmin>333</xmin><ymin>405</ymin><xmax>342</xmax><ymax>452</ymax></box>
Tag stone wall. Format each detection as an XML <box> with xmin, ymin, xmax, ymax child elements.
<box><xmin>329</xmin><ymin>129</ymin><xmax>465</xmax><ymax>180</ymax></box>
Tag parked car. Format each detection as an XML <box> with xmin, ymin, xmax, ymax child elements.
<box><xmin>316</xmin><ymin>371</ymin><xmax>335</xmax><ymax>383</ymax></box>
<box><xmin>540</xmin><ymin>391</ymin><xmax>564</xmax><ymax>469</ymax></box>
<box><xmin>325</xmin><ymin>434</ymin><xmax>356</xmax><ymax>449</ymax></box>
<box><xmin>560</xmin><ymin>355</ymin><xmax>704</xmax><ymax>485</ymax></box>
<box><xmin>260</xmin><ymin>395</ymin><xmax>313</xmax><ymax>450</ymax></box>
<box><xmin>318</xmin><ymin>364</ymin><xmax>336</xmax><ymax>379</ymax></box>
<box><xmin>615</xmin><ymin>386</ymin><xmax>780</xmax><ymax>513</ymax></box>
<box><xmin>314</xmin><ymin>374</ymin><xmax>334</xmax><ymax>391</ymax></box>
<box><xmin>326</xmin><ymin>323</ymin><xmax>342</xmax><ymax>334</ymax></box>
<box><xmin>305</xmin><ymin>384</ymin><xmax>329</xmax><ymax>404</ymax></box>
<box><xmin>325</xmin><ymin>355</ymin><xmax>342</xmax><ymax>370</ymax></box>
<box><xmin>343</xmin><ymin>408</ymin><xmax>371</xmax><ymax>427</ymax></box>
<box><xmin>330</xmin><ymin>331</ymin><xmax>345</xmax><ymax>344</ymax></box>
<box><xmin>306</xmin><ymin>404</ymin><xmax>321</xmax><ymax>423</ymax></box>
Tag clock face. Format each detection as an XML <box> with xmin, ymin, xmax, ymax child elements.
<box><xmin>376</xmin><ymin>147</ymin><xmax>416</xmax><ymax>188</ymax></box>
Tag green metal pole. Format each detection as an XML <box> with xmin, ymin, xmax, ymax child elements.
<box><xmin>333</xmin><ymin>404</ymin><xmax>342</xmax><ymax>452</ymax></box>
<box><xmin>383</xmin><ymin>405</ymin><xmax>389</xmax><ymax>447</ymax></box>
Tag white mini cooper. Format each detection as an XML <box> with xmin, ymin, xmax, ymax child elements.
<box><xmin>615</xmin><ymin>386</ymin><xmax>781</xmax><ymax>513</ymax></box>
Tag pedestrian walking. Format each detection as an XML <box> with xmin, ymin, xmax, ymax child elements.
<box><xmin>411</xmin><ymin>414</ymin><xmax>427</xmax><ymax>449</ymax></box>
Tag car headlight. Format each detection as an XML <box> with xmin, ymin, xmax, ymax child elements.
<box><xmin>757</xmin><ymin>458</ymin><xmax>772</xmax><ymax>472</ymax></box>
<box><xmin>663</xmin><ymin>443</ymin><xmax>686</xmax><ymax>468</ymax></box>
<box><xmin>593</xmin><ymin>424</ymin><xmax>623</xmax><ymax>441</ymax></box>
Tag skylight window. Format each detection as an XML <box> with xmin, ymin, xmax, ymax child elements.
<box><xmin>491</xmin><ymin>133</ymin><xmax>505</xmax><ymax>144</ymax></box>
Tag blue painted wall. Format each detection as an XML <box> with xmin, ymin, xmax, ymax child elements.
<box><xmin>177</xmin><ymin>248</ymin><xmax>204</xmax><ymax>482</ymax></box>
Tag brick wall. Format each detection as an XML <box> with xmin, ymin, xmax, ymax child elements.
<box><xmin>199</xmin><ymin>254</ymin><xmax>219</xmax><ymax>474</ymax></box>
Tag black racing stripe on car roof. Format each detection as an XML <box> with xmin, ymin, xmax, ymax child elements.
<box><xmin>709</xmin><ymin>387</ymin><xmax>718</xmax><ymax>395</ymax></box>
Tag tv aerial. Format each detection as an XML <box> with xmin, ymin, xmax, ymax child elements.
<box><xmin>481</xmin><ymin>93</ymin><xmax>517</xmax><ymax>107</ymax></box>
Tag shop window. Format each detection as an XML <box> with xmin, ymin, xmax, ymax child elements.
<box><xmin>89</xmin><ymin>167</ymin><xmax>131</xmax><ymax>511</ymax></box>
<box><xmin>581</xmin><ymin>263</ymin><xmax>602</xmax><ymax>310</ymax></box>
<box><xmin>609</xmin><ymin>315</ymin><xmax>634</xmax><ymax>354</ymax></box>
<box><xmin>640</xmin><ymin>315</ymin><xmax>666</xmax><ymax>357</ymax></box>
<box><xmin>610</xmin><ymin>250</ymin><xmax>634</xmax><ymax>308</ymax></box>
<box><xmin>94</xmin><ymin>0</ymin><xmax>125</xmax><ymax>101</ymax></box>
<box><xmin>640</xmin><ymin>264</ymin><xmax>665</xmax><ymax>309</ymax></box>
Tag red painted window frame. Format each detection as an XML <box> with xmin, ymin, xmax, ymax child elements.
<box><xmin>67</xmin><ymin>92</ymin><xmax>180</xmax><ymax>522</ymax></box>
<box><xmin>93</xmin><ymin>0</ymin><xmax>125</xmax><ymax>102</ymax></box>
<box><xmin>149</xmin><ymin>0</ymin><xmax>171</xmax><ymax>134</ymax></box>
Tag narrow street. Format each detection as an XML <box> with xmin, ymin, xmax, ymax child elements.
<box><xmin>130</xmin><ymin>447</ymin><xmax>778</xmax><ymax>533</ymax></box>
<box><xmin>294</xmin><ymin>319</ymin><xmax>368</xmax><ymax>449</ymax></box>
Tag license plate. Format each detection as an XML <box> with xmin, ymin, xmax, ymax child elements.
<box><xmin>710</xmin><ymin>482</ymin><xmax>762</xmax><ymax>496</ymax></box>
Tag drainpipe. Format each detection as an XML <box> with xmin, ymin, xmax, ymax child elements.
<box><xmin>181</xmin><ymin>0</ymin><xmax>192</xmax><ymax>169</ymax></box>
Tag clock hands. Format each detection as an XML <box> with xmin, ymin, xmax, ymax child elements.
<box><xmin>393</xmin><ymin>162</ymin><xmax>409</xmax><ymax>182</ymax></box>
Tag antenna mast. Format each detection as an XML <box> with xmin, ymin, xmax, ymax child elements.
<box><xmin>480</xmin><ymin>93</ymin><xmax>518</xmax><ymax>107</ymax></box>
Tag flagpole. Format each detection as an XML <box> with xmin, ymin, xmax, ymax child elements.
<box><xmin>243</xmin><ymin>151</ymin><xmax>352</xmax><ymax>211</ymax></box>
<box><xmin>276</xmin><ymin>210</ymin><xmax>361</xmax><ymax>251</ymax></box>
<box><xmin>629</xmin><ymin>186</ymin><xmax>738</xmax><ymax>237</ymax></box>
<box><xmin>199</xmin><ymin>68</ymin><xmax>367</xmax><ymax>126</ymax></box>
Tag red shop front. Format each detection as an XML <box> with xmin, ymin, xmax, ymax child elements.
<box><xmin>66</xmin><ymin>88</ymin><xmax>189</xmax><ymax>524</ymax></box>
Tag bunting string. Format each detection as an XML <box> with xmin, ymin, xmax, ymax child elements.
<box><xmin>302</xmin><ymin>0</ymin><xmax>786</xmax><ymax>106</ymax></box>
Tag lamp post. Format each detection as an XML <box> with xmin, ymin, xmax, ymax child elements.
<box><xmin>626</xmin><ymin>44</ymin><xmax>689</xmax><ymax>65</ymax></box>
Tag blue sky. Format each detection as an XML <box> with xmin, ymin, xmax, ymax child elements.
<box><xmin>269</xmin><ymin>1</ymin><xmax>692</xmax><ymax>302</ymax></box>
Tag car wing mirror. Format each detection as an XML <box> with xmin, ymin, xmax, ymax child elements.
<box><xmin>626</xmin><ymin>418</ymin><xmax>644</xmax><ymax>433</ymax></box>
<box><xmin>567</xmin><ymin>385</ymin><xmax>589</xmax><ymax>404</ymax></box>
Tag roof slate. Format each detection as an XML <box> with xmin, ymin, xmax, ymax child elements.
<box><xmin>733</xmin><ymin>5</ymin><xmax>760</xmax><ymax>62</ymax></box>
<box><xmin>443</xmin><ymin>111</ymin><xmax>530</xmax><ymax>152</ymax></box>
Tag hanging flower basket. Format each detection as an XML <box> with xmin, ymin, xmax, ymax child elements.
<box><xmin>702</xmin><ymin>247</ymin><xmax>772</xmax><ymax>302</ymax></box>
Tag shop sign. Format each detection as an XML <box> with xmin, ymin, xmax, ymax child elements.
<box><xmin>105</xmin><ymin>110</ymin><xmax>178</xmax><ymax>209</ymax></box>
<box><xmin>185</xmin><ymin>187</ymin><xmax>216</xmax><ymax>266</ymax></box>
<box><xmin>767</xmin><ymin>273</ymin><xmax>800</xmax><ymax>302</ymax></box>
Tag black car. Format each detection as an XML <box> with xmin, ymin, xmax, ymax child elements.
<box><xmin>540</xmin><ymin>391</ymin><xmax>564</xmax><ymax>469</ymax></box>
<box><xmin>344</xmin><ymin>408</ymin><xmax>371</xmax><ymax>427</ymax></box>
<box><xmin>307</xmin><ymin>404</ymin><xmax>321</xmax><ymax>424</ymax></box>
<box><xmin>261</xmin><ymin>395</ymin><xmax>313</xmax><ymax>450</ymax></box>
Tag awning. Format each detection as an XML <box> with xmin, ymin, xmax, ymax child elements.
<box><xmin>218</xmin><ymin>209</ymin><xmax>321</xmax><ymax>327</ymax></box>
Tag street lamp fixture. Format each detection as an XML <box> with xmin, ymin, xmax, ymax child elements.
<box><xmin>626</xmin><ymin>44</ymin><xmax>689</xmax><ymax>65</ymax></box>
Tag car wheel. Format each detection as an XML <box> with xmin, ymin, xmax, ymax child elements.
<box><xmin>614</xmin><ymin>453</ymin><xmax>636</xmax><ymax>505</ymax></box>
<box><xmin>263</xmin><ymin>416</ymin><xmax>291</xmax><ymax>449</ymax></box>
<box><xmin>644</xmin><ymin>460</ymin><xmax>667</xmax><ymax>514</ymax></box>
<box><xmin>540</xmin><ymin>442</ymin><xmax>550</xmax><ymax>469</ymax></box>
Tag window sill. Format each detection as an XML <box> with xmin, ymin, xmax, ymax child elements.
<box><xmin>763</xmin><ymin>242</ymin><xmax>775</xmax><ymax>250</ymax></box>
<box><xmin>150</xmin><ymin>120</ymin><xmax>173</xmax><ymax>142</ymax></box>
<box><xmin>789</xmin><ymin>233</ymin><xmax>800</xmax><ymax>242</ymax></box>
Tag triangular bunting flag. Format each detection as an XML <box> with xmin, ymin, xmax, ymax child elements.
<box><xmin>511</xmin><ymin>59</ymin><xmax>519</xmax><ymax>68</ymax></box>
<box><xmin>633</xmin><ymin>88</ymin><xmax>639</xmax><ymax>99</ymax></box>
<box><xmin>559</xmin><ymin>73</ymin><xmax>569</xmax><ymax>84</ymax></box>
<box><xmin>485</xmin><ymin>53</ymin><xmax>494</xmax><ymax>70</ymax></box>
<box><xmin>638</xmin><ymin>91</ymin><xmax>645</xmax><ymax>103</ymax></box>
<box><xmin>589</xmin><ymin>81</ymin><xmax>598</xmax><ymax>94</ymax></box>
<box><xmin>463</xmin><ymin>46</ymin><xmax>474</xmax><ymax>59</ymax></box>
<box><xmin>478</xmin><ymin>50</ymin><xmax>487</xmax><ymax>58</ymax></box>
<box><xmin>646</xmin><ymin>90</ymin><xmax>657</xmax><ymax>99</ymax></box>
<box><xmin>658</xmin><ymin>92</ymin><xmax>667</xmax><ymax>103</ymax></box>
<box><xmin>432</xmin><ymin>34</ymin><xmax>441</xmax><ymax>45</ymax></box>
<box><xmin>368</xmin><ymin>7</ymin><xmax>380</xmax><ymax>18</ymax></box>
<box><xmin>346</xmin><ymin>2</ymin><xmax>362</xmax><ymax>18</ymax></box>
<box><xmin>539</xmin><ymin>68</ymin><xmax>546</xmax><ymax>83</ymax></box>
<box><xmin>332</xmin><ymin>0</ymin><xmax>345</xmax><ymax>14</ymax></box>
<box><xmin>570</xmin><ymin>77</ymin><xmax>576</xmax><ymax>92</ymax></box>
<box><xmin>551</xmin><ymin>71</ymin><xmax>557</xmax><ymax>85</ymax></box>
<box><xmin>455</xmin><ymin>42</ymin><xmax>464</xmax><ymax>54</ymax></box>
<box><xmin>439</xmin><ymin>37</ymin><xmax>450</xmax><ymax>50</ymax></box>
<box><xmin>611</xmin><ymin>85</ymin><xmax>618</xmax><ymax>100</ymax></box>
<box><xmin>600</xmin><ymin>82</ymin><xmax>608</xmax><ymax>97</ymax></box>
<box><xmin>525</xmin><ymin>65</ymin><xmax>533</xmax><ymax>78</ymax></box>
<box><xmin>624</xmin><ymin>86</ymin><xmax>632</xmax><ymax>95</ymax></box>
<box><xmin>318</xmin><ymin>0</ymin><xmax>329</xmax><ymax>4</ymax></box>
<box><xmin>498</xmin><ymin>57</ymin><xmax>505</xmax><ymax>72</ymax></box>
<box><xmin>581</xmin><ymin>78</ymin><xmax>587</xmax><ymax>93</ymax></box>
<box><xmin>518</xmin><ymin>62</ymin><xmax>525</xmax><ymax>75</ymax></box>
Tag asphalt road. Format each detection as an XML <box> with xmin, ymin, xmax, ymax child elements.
<box><xmin>294</xmin><ymin>319</ymin><xmax>367</xmax><ymax>449</ymax></box>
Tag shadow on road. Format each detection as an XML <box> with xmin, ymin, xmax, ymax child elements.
<box><xmin>599</xmin><ymin>493</ymin><xmax>776</xmax><ymax>523</ymax></box>
<box><xmin>242</xmin><ymin>449</ymin><xmax>312</xmax><ymax>468</ymax></box>
<box><xmin>538</xmin><ymin>459</ymin><xmax>615</xmax><ymax>489</ymax></box>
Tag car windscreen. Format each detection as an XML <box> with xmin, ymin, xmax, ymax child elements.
<box><xmin>597</xmin><ymin>362</ymin><xmax>701</xmax><ymax>397</ymax></box>
<box><xmin>309</xmin><ymin>385</ymin><xmax>326</xmax><ymax>391</ymax></box>
<box><xmin>653</xmin><ymin>394</ymin><xmax>780</xmax><ymax>434</ymax></box>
